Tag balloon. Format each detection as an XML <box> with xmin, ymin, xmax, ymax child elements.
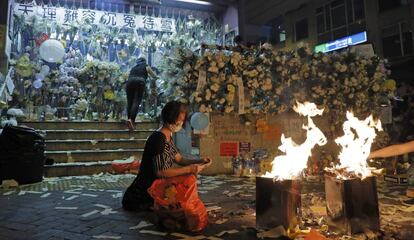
<box><xmin>33</xmin><ymin>80</ymin><xmax>43</xmax><ymax>89</ymax></box>
<box><xmin>35</xmin><ymin>73</ymin><xmax>45</xmax><ymax>81</ymax></box>
<box><xmin>41</xmin><ymin>65</ymin><xmax>50</xmax><ymax>75</ymax></box>
<box><xmin>190</xmin><ymin>112</ymin><xmax>209</xmax><ymax>130</ymax></box>
<box><xmin>39</xmin><ymin>39</ymin><xmax>65</xmax><ymax>63</ymax></box>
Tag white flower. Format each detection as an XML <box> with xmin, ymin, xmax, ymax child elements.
<box><xmin>224</xmin><ymin>105</ymin><xmax>234</xmax><ymax>113</ymax></box>
<box><xmin>211</xmin><ymin>83</ymin><xmax>220</xmax><ymax>92</ymax></box>
<box><xmin>226</xmin><ymin>93</ymin><xmax>235</xmax><ymax>102</ymax></box>
<box><xmin>205</xmin><ymin>89</ymin><xmax>212</xmax><ymax>100</ymax></box>
<box><xmin>199</xmin><ymin>104</ymin><xmax>207</xmax><ymax>112</ymax></box>
<box><xmin>208</xmin><ymin>66</ymin><xmax>219</xmax><ymax>73</ymax></box>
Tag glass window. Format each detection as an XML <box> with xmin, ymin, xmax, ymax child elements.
<box><xmin>317</xmin><ymin>14</ymin><xmax>325</xmax><ymax>33</ymax></box>
<box><xmin>378</xmin><ymin>0</ymin><xmax>402</xmax><ymax>12</ymax></box>
<box><xmin>353</xmin><ymin>0</ymin><xmax>365</xmax><ymax>19</ymax></box>
<box><xmin>317</xmin><ymin>32</ymin><xmax>332</xmax><ymax>44</ymax></box>
<box><xmin>331</xmin><ymin>5</ymin><xmax>346</xmax><ymax>28</ymax></box>
<box><xmin>348</xmin><ymin>21</ymin><xmax>366</xmax><ymax>34</ymax></box>
<box><xmin>382</xmin><ymin>34</ymin><xmax>402</xmax><ymax>57</ymax></box>
<box><xmin>316</xmin><ymin>7</ymin><xmax>324</xmax><ymax>14</ymax></box>
<box><xmin>402</xmin><ymin>32</ymin><xmax>413</xmax><ymax>55</ymax></box>
<box><xmin>271</xmin><ymin>24</ymin><xmax>286</xmax><ymax>44</ymax></box>
<box><xmin>279</xmin><ymin>30</ymin><xmax>286</xmax><ymax>42</ymax></box>
<box><xmin>331</xmin><ymin>0</ymin><xmax>344</xmax><ymax>8</ymax></box>
<box><xmin>295</xmin><ymin>18</ymin><xmax>309</xmax><ymax>41</ymax></box>
<box><xmin>325</xmin><ymin>5</ymin><xmax>331</xmax><ymax>30</ymax></box>
<box><xmin>333</xmin><ymin>26</ymin><xmax>347</xmax><ymax>39</ymax></box>
<box><xmin>346</xmin><ymin>0</ymin><xmax>354</xmax><ymax>23</ymax></box>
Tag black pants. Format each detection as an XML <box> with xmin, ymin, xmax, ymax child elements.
<box><xmin>126</xmin><ymin>78</ymin><xmax>146</xmax><ymax>122</ymax></box>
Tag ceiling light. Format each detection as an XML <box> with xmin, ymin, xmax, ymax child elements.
<box><xmin>174</xmin><ymin>0</ymin><xmax>212</xmax><ymax>6</ymax></box>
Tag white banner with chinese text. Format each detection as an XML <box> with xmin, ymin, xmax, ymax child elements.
<box><xmin>13</xmin><ymin>3</ymin><xmax>176</xmax><ymax>33</ymax></box>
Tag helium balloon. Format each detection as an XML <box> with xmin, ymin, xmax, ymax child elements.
<box><xmin>190</xmin><ymin>112</ymin><xmax>209</xmax><ymax>130</ymax></box>
<box><xmin>39</xmin><ymin>39</ymin><xmax>65</xmax><ymax>63</ymax></box>
<box><xmin>41</xmin><ymin>65</ymin><xmax>50</xmax><ymax>75</ymax></box>
<box><xmin>33</xmin><ymin>80</ymin><xmax>43</xmax><ymax>89</ymax></box>
<box><xmin>35</xmin><ymin>73</ymin><xmax>45</xmax><ymax>81</ymax></box>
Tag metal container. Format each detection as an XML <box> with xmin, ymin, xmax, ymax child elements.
<box><xmin>324</xmin><ymin>174</ymin><xmax>380</xmax><ymax>234</ymax></box>
<box><xmin>256</xmin><ymin>177</ymin><xmax>301</xmax><ymax>230</ymax></box>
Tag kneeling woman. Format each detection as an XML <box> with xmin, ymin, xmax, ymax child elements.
<box><xmin>122</xmin><ymin>100</ymin><xmax>211</xmax><ymax>211</ymax></box>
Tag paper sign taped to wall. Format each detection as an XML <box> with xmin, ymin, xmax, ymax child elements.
<box><xmin>220</xmin><ymin>142</ymin><xmax>238</xmax><ymax>156</ymax></box>
<box><xmin>239</xmin><ymin>142</ymin><xmax>251</xmax><ymax>152</ymax></box>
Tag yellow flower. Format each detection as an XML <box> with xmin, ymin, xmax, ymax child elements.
<box><xmin>227</xmin><ymin>84</ymin><xmax>236</xmax><ymax>93</ymax></box>
<box><xmin>372</xmin><ymin>84</ymin><xmax>380</xmax><ymax>92</ymax></box>
<box><xmin>211</xmin><ymin>83</ymin><xmax>220</xmax><ymax>92</ymax></box>
<box><xmin>383</xmin><ymin>79</ymin><xmax>396</xmax><ymax>91</ymax></box>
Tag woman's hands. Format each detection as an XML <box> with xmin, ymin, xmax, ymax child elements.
<box><xmin>188</xmin><ymin>164</ymin><xmax>204</xmax><ymax>174</ymax></box>
<box><xmin>188</xmin><ymin>157</ymin><xmax>213</xmax><ymax>175</ymax></box>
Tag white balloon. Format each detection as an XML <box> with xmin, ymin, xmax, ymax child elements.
<box><xmin>39</xmin><ymin>39</ymin><xmax>65</xmax><ymax>63</ymax></box>
<box><xmin>41</xmin><ymin>65</ymin><xmax>50</xmax><ymax>75</ymax></box>
<box><xmin>33</xmin><ymin>80</ymin><xmax>43</xmax><ymax>89</ymax></box>
<box><xmin>35</xmin><ymin>73</ymin><xmax>45</xmax><ymax>81</ymax></box>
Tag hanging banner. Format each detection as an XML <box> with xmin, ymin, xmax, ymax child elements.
<box><xmin>13</xmin><ymin>3</ymin><xmax>176</xmax><ymax>33</ymax></box>
<box><xmin>5</xmin><ymin>0</ymin><xmax>14</xmax><ymax>58</ymax></box>
<box><xmin>6</xmin><ymin>69</ymin><xmax>15</xmax><ymax>94</ymax></box>
<box><xmin>236</xmin><ymin>76</ymin><xmax>245</xmax><ymax>114</ymax></box>
<box><xmin>196</xmin><ymin>69</ymin><xmax>207</xmax><ymax>92</ymax></box>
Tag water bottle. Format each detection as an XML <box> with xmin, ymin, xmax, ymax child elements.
<box><xmin>407</xmin><ymin>159</ymin><xmax>414</xmax><ymax>198</ymax></box>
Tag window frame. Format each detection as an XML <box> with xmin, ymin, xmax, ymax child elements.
<box><xmin>294</xmin><ymin>18</ymin><xmax>309</xmax><ymax>42</ymax></box>
<box><xmin>315</xmin><ymin>0</ymin><xmax>366</xmax><ymax>44</ymax></box>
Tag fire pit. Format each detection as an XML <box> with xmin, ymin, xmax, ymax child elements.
<box><xmin>257</xmin><ymin>102</ymin><xmax>327</xmax><ymax>230</ymax></box>
<box><xmin>324</xmin><ymin>174</ymin><xmax>380</xmax><ymax>234</ymax></box>
<box><xmin>323</xmin><ymin>111</ymin><xmax>382</xmax><ymax>234</ymax></box>
<box><xmin>256</xmin><ymin>177</ymin><xmax>301</xmax><ymax>230</ymax></box>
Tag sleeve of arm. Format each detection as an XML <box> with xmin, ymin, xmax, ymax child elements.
<box><xmin>146</xmin><ymin>66</ymin><xmax>157</xmax><ymax>79</ymax></box>
<box><xmin>153</xmin><ymin>151</ymin><xmax>169</xmax><ymax>173</ymax></box>
<box><xmin>149</xmin><ymin>133</ymin><xmax>166</xmax><ymax>174</ymax></box>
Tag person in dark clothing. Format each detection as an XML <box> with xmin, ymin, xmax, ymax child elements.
<box><xmin>122</xmin><ymin>101</ymin><xmax>212</xmax><ymax>211</ymax></box>
<box><xmin>126</xmin><ymin>57</ymin><xmax>158</xmax><ymax>131</ymax></box>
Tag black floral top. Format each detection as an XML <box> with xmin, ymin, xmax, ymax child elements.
<box><xmin>122</xmin><ymin>131</ymin><xmax>179</xmax><ymax>210</ymax></box>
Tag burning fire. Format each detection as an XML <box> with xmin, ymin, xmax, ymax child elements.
<box><xmin>263</xmin><ymin>102</ymin><xmax>327</xmax><ymax>180</ymax></box>
<box><xmin>328</xmin><ymin>111</ymin><xmax>382</xmax><ymax>179</ymax></box>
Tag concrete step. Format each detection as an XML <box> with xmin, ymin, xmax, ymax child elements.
<box><xmin>46</xmin><ymin>149</ymin><xmax>143</xmax><ymax>163</ymax></box>
<box><xmin>20</xmin><ymin>121</ymin><xmax>158</xmax><ymax>130</ymax></box>
<box><xmin>44</xmin><ymin>162</ymin><xmax>114</xmax><ymax>177</ymax></box>
<box><xmin>45</xmin><ymin>139</ymin><xmax>146</xmax><ymax>151</ymax></box>
<box><xmin>42</xmin><ymin>130</ymin><xmax>153</xmax><ymax>140</ymax></box>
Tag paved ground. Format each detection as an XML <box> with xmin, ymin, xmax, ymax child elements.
<box><xmin>0</xmin><ymin>174</ymin><xmax>413</xmax><ymax>240</ymax></box>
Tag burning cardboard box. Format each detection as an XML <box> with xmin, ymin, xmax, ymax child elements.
<box><xmin>257</xmin><ymin>102</ymin><xmax>327</xmax><ymax>230</ymax></box>
<box><xmin>325</xmin><ymin>112</ymin><xmax>382</xmax><ymax>234</ymax></box>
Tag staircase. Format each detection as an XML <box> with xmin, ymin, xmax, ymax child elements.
<box><xmin>20</xmin><ymin>121</ymin><xmax>158</xmax><ymax>177</ymax></box>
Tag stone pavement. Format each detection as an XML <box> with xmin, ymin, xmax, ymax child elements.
<box><xmin>0</xmin><ymin>174</ymin><xmax>413</xmax><ymax>240</ymax></box>
<box><xmin>0</xmin><ymin>174</ymin><xmax>257</xmax><ymax>240</ymax></box>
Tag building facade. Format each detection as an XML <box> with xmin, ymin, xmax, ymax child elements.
<box><xmin>241</xmin><ymin>0</ymin><xmax>414</xmax><ymax>65</ymax></box>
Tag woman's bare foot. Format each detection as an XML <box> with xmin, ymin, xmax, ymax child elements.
<box><xmin>127</xmin><ymin>119</ymin><xmax>134</xmax><ymax>131</ymax></box>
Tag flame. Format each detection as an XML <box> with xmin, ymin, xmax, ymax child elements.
<box><xmin>331</xmin><ymin>111</ymin><xmax>382</xmax><ymax>179</ymax></box>
<box><xmin>263</xmin><ymin>102</ymin><xmax>327</xmax><ymax>180</ymax></box>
